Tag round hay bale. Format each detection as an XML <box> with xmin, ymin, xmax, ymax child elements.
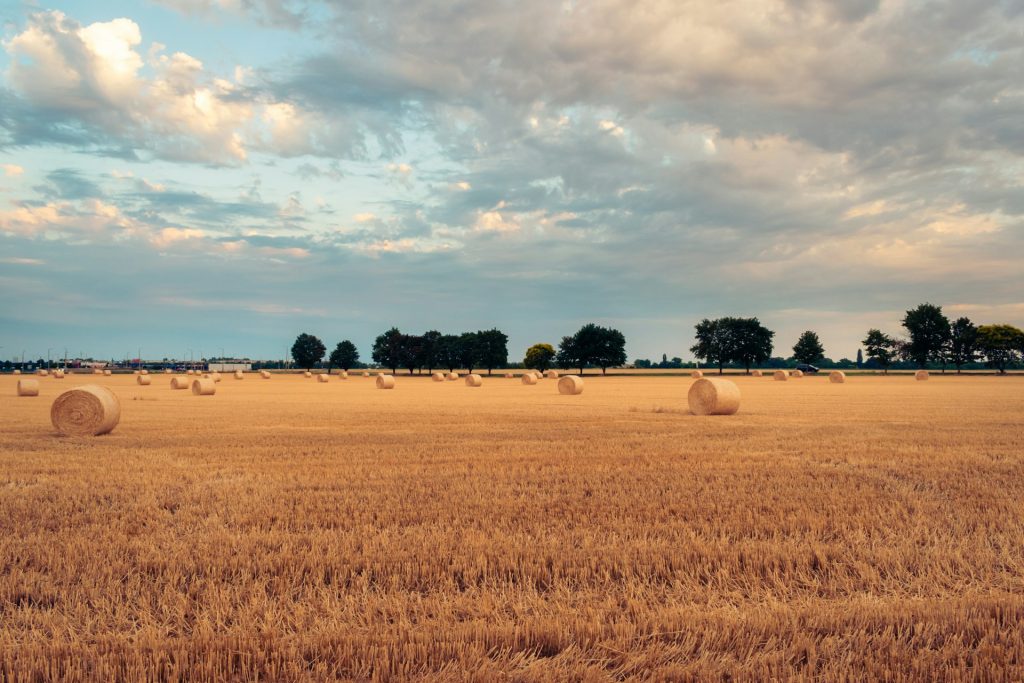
<box><xmin>103</xmin><ymin>370</ymin><xmax>112</xmax><ymax>376</ymax></box>
<box><xmin>94</xmin><ymin>369</ymin><xmax>102</xmax><ymax>375</ymax></box>
<box><xmin>504</xmin><ymin>373</ymin><xmax>514</xmax><ymax>378</ymax></box>
<box><xmin>829</xmin><ymin>371</ymin><xmax>846</xmax><ymax>384</ymax></box>
<box><xmin>688</xmin><ymin>378</ymin><xmax>741</xmax><ymax>416</ymax></box>
<box><xmin>164</xmin><ymin>369</ymin><xmax>171</xmax><ymax>374</ymax></box>
<box><xmin>187</xmin><ymin>369</ymin><xmax>194</xmax><ymax>375</ymax></box>
<box><xmin>234</xmin><ymin>370</ymin><xmax>243</xmax><ymax>380</ymax></box>
<box><xmin>557</xmin><ymin>375</ymin><xmax>584</xmax><ymax>395</ymax></box>
<box><xmin>340</xmin><ymin>371</ymin><xmax>348</xmax><ymax>379</ymax></box>
<box><xmin>751</xmin><ymin>370</ymin><xmax>763</xmax><ymax>377</ymax></box>
<box><xmin>136</xmin><ymin>375</ymin><xmax>151</xmax><ymax>386</ymax></box>
<box><xmin>691</xmin><ymin>370</ymin><xmax>704</xmax><ymax>379</ymax></box>
<box><xmin>465</xmin><ymin>373</ymin><xmax>483</xmax><ymax>387</ymax></box>
<box><xmin>133</xmin><ymin>370</ymin><xmax>140</xmax><ymax>376</ymax></box>
<box><xmin>521</xmin><ymin>373</ymin><xmax>538</xmax><ymax>385</ymax></box>
<box><xmin>260</xmin><ymin>370</ymin><xmax>271</xmax><ymax>379</ymax></box>
<box><xmin>50</xmin><ymin>385</ymin><xmax>120</xmax><ymax>436</ymax></box>
<box><xmin>140</xmin><ymin>369</ymin><xmax>148</xmax><ymax>375</ymax></box>
<box><xmin>170</xmin><ymin>376</ymin><xmax>190</xmax><ymax>390</ymax></box>
<box><xmin>17</xmin><ymin>379</ymin><xmax>39</xmax><ymax>397</ymax></box>
<box><xmin>191</xmin><ymin>378</ymin><xmax>216</xmax><ymax>395</ymax></box>
<box><xmin>363</xmin><ymin>372</ymin><xmax>370</xmax><ymax>377</ymax></box>
<box><xmin>790</xmin><ymin>369</ymin><xmax>803</xmax><ymax>378</ymax></box>
<box><xmin>210</xmin><ymin>372</ymin><xmax>221</xmax><ymax>383</ymax></box>
<box><xmin>317</xmin><ymin>373</ymin><xmax>329</xmax><ymax>383</ymax></box>
<box><xmin>53</xmin><ymin>370</ymin><xmax>65</xmax><ymax>379</ymax></box>
<box><xmin>304</xmin><ymin>371</ymin><xmax>312</xmax><ymax>378</ymax></box>
<box><xmin>431</xmin><ymin>372</ymin><xmax>445</xmax><ymax>382</ymax></box>
<box><xmin>915</xmin><ymin>370</ymin><xmax>929</xmax><ymax>381</ymax></box>
<box><xmin>376</xmin><ymin>375</ymin><xmax>395</xmax><ymax>390</ymax></box>
<box><xmin>774</xmin><ymin>370</ymin><xmax>788</xmax><ymax>382</ymax></box>
<box><xmin>13</xmin><ymin>369</ymin><xmax>21</xmax><ymax>375</ymax></box>
<box><xmin>446</xmin><ymin>372</ymin><xmax>459</xmax><ymax>381</ymax></box>
<box><xmin>545</xmin><ymin>370</ymin><xmax>559</xmax><ymax>379</ymax></box>
<box><xmin>37</xmin><ymin>369</ymin><xmax>48</xmax><ymax>376</ymax></box>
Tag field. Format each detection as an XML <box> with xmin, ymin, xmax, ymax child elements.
<box><xmin>2</xmin><ymin>371</ymin><xmax>1024</xmax><ymax>681</ymax></box>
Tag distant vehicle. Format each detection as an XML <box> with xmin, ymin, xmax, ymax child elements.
<box><xmin>795</xmin><ymin>363</ymin><xmax>820</xmax><ymax>373</ymax></box>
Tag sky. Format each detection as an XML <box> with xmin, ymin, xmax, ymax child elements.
<box><xmin>1</xmin><ymin>0</ymin><xmax>1022</xmax><ymax>364</ymax></box>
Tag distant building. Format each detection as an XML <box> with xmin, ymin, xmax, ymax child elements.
<box><xmin>208</xmin><ymin>360</ymin><xmax>252</xmax><ymax>372</ymax></box>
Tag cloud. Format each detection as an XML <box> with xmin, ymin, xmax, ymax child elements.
<box><xmin>2</xmin><ymin>164</ymin><xmax>24</xmax><ymax>177</ymax></box>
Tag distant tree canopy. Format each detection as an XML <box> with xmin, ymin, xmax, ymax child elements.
<box><xmin>976</xmin><ymin>324</ymin><xmax>1024</xmax><ymax>374</ymax></box>
<box><xmin>947</xmin><ymin>317</ymin><xmax>978</xmax><ymax>373</ymax></box>
<box><xmin>369</xmin><ymin>328</ymin><xmax>509</xmax><ymax>374</ymax></box>
<box><xmin>691</xmin><ymin>317</ymin><xmax>774</xmax><ymax>374</ymax></box>
<box><xmin>291</xmin><ymin>333</ymin><xmax>326</xmax><ymax>369</ymax></box>
<box><xmin>862</xmin><ymin>329</ymin><xmax>898</xmax><ymax>374</ymax></box>
<box><xmin>557</xmin><ymin>323</ymin><xmax>627</xmax><ymax>374</ymax></box>
<box><xmin>475</xmin><ymin>329</ymin><xmax>509</xmax><ymax>375</ymax></box>
<box><xmin>329</xmin><ymin>340</ymin><xmax>359</xmax><ymax>371</ymax></box>
<box><xmin>371</xmin><ymin>328</ymin><xmax>405</xmax><ymax>373</ymax></box>
<box><xmin>792</xmin><ymin>331</ymin><xmax>825</xmax><ymax>365</ymax></box>
<box><xmin>902</xmin><ymin>303</ymin><xmax>950</xmax><ymax>369</ymax></box>
<box><xmin>524</xmin><ymin>343</ymin><xmax>556</xmax><ymax>371</ymax></box>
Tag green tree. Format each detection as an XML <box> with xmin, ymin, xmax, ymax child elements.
<box><xmin>792</xmin><ymin>330</ymin><xmax>825</xmax><ymax>365</ymax></box>
<box><xmin>730</xmin><ymin>318</ymin><xmax>774</xmax><ymax>374</ymax></box>
<box><xmin>328</xmin><ymin>340</ymin><xmax>359</xmax><ymax>371</ymax></box>
<box><xmin>856</xmin><ymin>349</ymin><xmax>863</xmax><ymax>368</ymax></box>
<box><xmin>976</xmin><ymin>324</ymin><xmax>1024</xmax><ymax>374</ymax></box>
<box><xmin>690</xmin><ymin>318</ymin><xmax>732</xmax><ymax>374</ymax></box>
<box><xmin>947</xmin><ymin>317</ymin><xmax>978</xmax><ymax>374</ymax></box>
<box><xmin>457</xmin><ymin>332</ymin><xmax>479</xmax><ymax>372</ymax></box>
<box><xmin>436</xmin><ymin>335</ymin><xmax>462</xmax><ymax>373</ymax></box>
<box><xmin>862</xmin><ymin>329</ymin><xmax>898</xmax><ymax>375</ymax></box>
<box><xmin>291</xmin><ymin>332</ymin><xmax>326</xmax><ymax>370</ymax></box>
<box><xmin>556</xmin><ymin>323</ymin><xmax>627</xmax><ymax>375</ymax></box>
<box><xmin>400</xmin><ymin>334</ymin><xmax>423</xmax><ymax>375</ymax></box>
<box><xmin>901</xmin><ymin>303</ymin><xmax>951</xmax><ymax>369</ymax></box>
<box><xmin>371</xmin><ymin>327</ymin><xmax>404</xmax><ymax>374</ymax></box>
<box><xmin>475</xmin><ymin>329</ymin><xmax>509</xmax><ymax>375</ymax></box>
<box><xmin>418</xmin><ymin>330</ymin><xmax>442</xmax><ymax>373</ymax></box>
<box><xmin>524</xmin><ymin>343</ymin><xmax>556</xmax><ymax>372</ymax></box>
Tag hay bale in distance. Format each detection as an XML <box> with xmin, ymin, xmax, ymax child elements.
<box><xmin>317</xmin><ymin>373</ymin><xmax>329</xmax><ymax>383</ymax></box>
<box><xmin>916</xmin><ymin>370</ymin><xmax>929</xmax><ymax>381</ymax></box>
<box><xmin>363</xmin><ymin>372</ymin><xmax>370</xmax><ymax>377</ymax></box>
<box><xmin>103</xmin><ymin>370</ymin><xmax>112</xmax><ymax>376</ymax></box>
<box><xmin>37</xmin><ymin>369</ymin><xmax>49</xmax><ymax>376</ymax></box>
<box><xmin>304</xmin><ymin>371</ymin><xmax>312</xmax><ymax>378</ymax></box>
<box><xmin>260</xmin><ymin>370</ymin><xmax>271</xmax><ymax>379</ymax></box>
<box><xmin>210</xmin><ymin>373</ymin><xmax>221</xmax><ymax>383</ymax></box>
<box><xmin>17</xmin><ymin>379</ymin><xmax>40</xmax><ymax>397</ymax></box>
<box><xmin>774</xmin><ymin>370</ymin><xmax>788</xmax><ymax>382</ymax></box>
<box><xmin>504</xmin><ymin>373</ymin><xmax>514</xmax><ymax>378</ymax></box>
<box><xmin>557</xmin><ymin>375</ymin><xmax>584</xmax><ymax>395</ymax></box>
<box><xmin>829</xmin><ymin>371</ymin><xmax>846</xmax><ymax>384</ymax></box>
<box><xmin>446</xmin><ymin>372</ymin><xmax>459</xmax><ymax>381</ymax></box>
<box><xmin>751</xmin><ymin>370</ymin><xmax>763</xmax><ymax>377</ymax></box>
<box><xmin>170</xmin><ymin>376</ymin><xmax>190</xmax><ymax>390</ymax></box>
<box><xmin>50</xmin><ymin>385</ymin><xmax>120</xmax><ymax>436</ymax></box>
<box><xmin>688</xmin><ymin>378</ymin><xmax>741</xmax><ymax>416</ymax></box>
<box><xmin>137</xmin><ymin>375</ymin><xmax>151</xmax><ymax>386</ymax></box>
<box><xmin>13</xmin><ymin>369</ymin><xmax>21</xmax><ymax>375</ymax></box>
<box><xmin>165</xmin><ymin>369</ymin><xmax>172</xmax><ymax>374</ymax></box>
<box><xmin>376</xmin><ymin>375</ymin><xmax>395</xmax><ymax>390</ymax></box>
<box><xmin>691</xmin><ymin>370</ymin><xmax>704</xmax><ymax>379</ymax></box>
<box><xmin>53</xmin><ymin>370</ymin><xmax>65</xmax><ymax>379</ymax></box>
<box><xmin>191</xmin><ymin>378</ymin><xmax>216</xmax><ymax>395</ymax></box>
<box><xmin>140</xmin><ymin>369</ymin><xmax>148</xmax><ymax>375</ymax></box>
<box><xmin>790</xmin><ymin>369</ymin><xmax>804</xmax><ymax>378</ymax></box>
<box><xmin>465</xmin><ymin>374</ymin><xmax>483</xmax><ymax>387</ymax></box>
<box><xmin>93</xmin><ymin>369</ymin><xmax>102</xmax><ymax>375</ymax></box>
<box><xmin>186</xmin><ymin>369</ymin><xmax>195</xmax><ymax>375</ymax></box>
<box><xmin>340</xmin><ymin>371</ymin><xmax>348</xmax><ymax>379</ymax></box>
<box><xmin>432</xmin><ymin>372</ymin><xmax>445</xmax><ymax>382</ymax></box>
<box><xmin>521</xmin><ymin>373</ymin><xmax>538</xmax><ymax>385</ymax></box>
<box><xmin>234</xmin><ymin>370</ymin><xmax>243</xmax><ymax>380</ymax></box>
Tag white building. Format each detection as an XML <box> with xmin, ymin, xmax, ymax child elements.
<box><xmin>208</xmin><ymin>361</ymin><xmax>252</xmax><ymax>372</ymax></box>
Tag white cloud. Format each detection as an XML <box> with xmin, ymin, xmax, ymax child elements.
<box><xmin>2</xmin><ymin>165</ymin><xmax>25</xmax><ymax>177</ymax></box>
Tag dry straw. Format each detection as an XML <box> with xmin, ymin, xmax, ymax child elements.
<box><xmin>376</xmin><ymin>375</ymin><xmax>396</xmax><ymax>390</ymax></box>
<box><xmin>50</xmin><ymin>385</ymin><xmax>120</xmax><ymax>436</ymax></box>
<box><xmin>558</xmin><ymin>375</ymin><xmax>584</xmax><ymax>395</ymax></box>
<box><xmin>446</xmin><ymin>372</ymin><xmax>459</xmax><ymax>381</ymax></box>
<box><xmin>210</xmin><ymin>373</ymin><xmax>222</xmax><ymax>382</ymax></box>
<box><xmin>103</xmin><ymin>370</ymin><xmax>112</xmax><ymax>376</ymax></box>
<box><xmin>829</xmin><ymin>371</ymin><xmax>846</xmax><ymax>384</ymax></box>
<box><xmin>260</xmin><ymin>370</ymin><xmax>271</xmax><ymax>379</ymax></box>
<box><xmin>363</xmin><ymin>372</ymin><xmax>370</xmax><ymax>377</ymax></box>
<box><xmin>546</xmin><ymin>370</ymin><xmax>559</xmax><ymax>379</ymax></box>
<box><xmin>164</xmin><ymin>369</ymin><xmax>172</xmax><ymax>374</ymax></box>
<box><xmin>137</xmin><ymin>375</ymin><xmax>151</xmax><ymax>386</ymax></box>
<box><xmin>688</xmin><ymin>378</ymin><xmax>741</xmax><ymax>416</ymax></box>
<box><xmin>191</xmin><ymin>378</ymin><xmax>216</xmax><ymax>395</ymax></box>
<box><xmin>317</xmin><ymin>373</ymin><xmax>330</xmax><ymax>383</ymax></box>
<box><xmin>916</xmin><ymin>370</ymin><xmax>929</xmax><ymax>381</ymax></box>
<box><xmin>504</xmin><ymin>373</ymin><xmax>514</xmax><ymax>378</ymax></box>
<box><xmin>791</xmin><ymin>369</ymin><xmax>804</xmax><ymax>378</ymax></box>
<box><xmin>12</xmin><ymin>369</ymin><xmax>20</xmax><ymax>375</ymax></box>
<box><xmin>17</xmin><ymin>379</ymin><xmax>40</xmax><ymax>397</ymax></box>
<box><xmin>691</xmin><ymin>370</ymin><xmax>704</xmax><ymax>379</ymax></box>
<box><xmin>774</xmin><ymin>370</ymin><xmax>788</xmax><ymax>381</ymax></box>
<box><xmin>521</xmin><ymin>373</ymin><xmax>538</xmax><ymax>385</ymax></box>
<box><xmin>187</xmin><ymin>369</ymin><xmax>195</xmax><ymax>375</ymax></box>
<box><xmin>170</xmin><ymin>376</ymin><xmax>190</xmax><ymax>390</ymax></box>
<box><xmin>304</xmin><ymin>371</ymin><xmax>312</xmax><ymax>378</ymax></box>
<box><xmin>752</xmin><ymin>370</ymin><xmax>763</xmax><ymax>377</ymax></box>
<box><xmin>340</xmin><ymin>371</ymin><xmax>348</xmax><ymax>379</ymax></box>
<box><xmin>140</xmin><ymin>369</ymin><xmax>148</xmax><ymax>375</ymax></box>
<box><xmin>37</xmin><ymin>369</ymin><xmax>48</xmax><ymax>376</ymax></box>
<box><xmin>53</xmin><ymin>370</ymin><xmax>65</xmax><ymax>379</ymax></box>
<box><xmin>465</xmin><ymin>374</ymin><xmax>483</xmax><ymax>387</ymax></box>
<box><xmin>432</xmin><ymin>372</ymin><xmax>445</xmax><ymax>382</ymax></box>
<box><xmin>234</xmin><ymin>370</ymin><xmax>244</xmax><ymax>380</ymax></box>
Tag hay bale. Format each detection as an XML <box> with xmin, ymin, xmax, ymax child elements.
<box><xmin>376</xmin><ymin>375</ymin><xmax>395</xmax><ymax>390</ymax></box>
<box><xmin>210</xmin><ymin>372</ymin><xmax>221</xmax><ymax>383</ymax></box>
<box><xmin>751</xmin><ymin>370</ymin><xmax>763</xmax><ymax>377</ymax></box>
<box><xmin>363</xmin><ymin>372</ymin><xmax>370</xmax><ymax>377</ymax></box>
<box><xmin>13</xmin><ymin>369</ymin><xmax>21</xmax><ymax>375</ymax></box>
<box><xmin>521</xmin><ymin>373</ymin><xmax>538</xmax><ymax>385</ymax></box>
<box><xmin>186</xmin><ymin>369</ymin><xmax>194</xmax><ymax>375</ymax></box>
<box><xmin>829</xmin><ymin>371</ymin><xmax>846</xmax><ymax>384</ymax></box>
<box><xmin>790</xmin><ymin>369</ymin><xmax>804</xmax><ymax>378</ymax></box>
<box><xmin>140</xmin><ymin>369</ymin><xmax>148</xmax><ymax>375</ymax></box>
<box><xmin>446</xmin><ymin>372</ymin><xmax>459</xmax><ymax>381</ymax></box>
<box><xmin>304</xmin><ymin>371</ymin><xmax>312</xmax><ymax>378</ymax></box>
<box><xmin>260</xmin><ymin>370</ymin><xmax>271</xmax><ymax>379</ymax></box>
<box><xmin>170</xmin><ymin>376</ymin><xmax>190</xmax><ymax>390</ymax></box>
<box><xmin>504</xmin><ymin>373</ymin><xmax>514</xmax><ymax>378</ymax></box>
<box><xmin>53</xmin><ymin>370</ymin><xmax>65</xmax><ymax>379</ymax></box>
<box><xmin>37</xmin><ymin>369</ymin><xmax>48</xmax><ymax>376</ymax></box>
<box><xmin>340</xmin><ymin>371</ymin><xmax>348</xmax><ymax>379</ymax></box>
<box><xmin>432</xmin><ymin>372</ymin><xmax>445</xmax><ymax>382</ymax></box>
<box><xmin>691</xmin><ymin>370</ymin><xmax>704</xmax><ymax>379</ymax></box>
<box><xmin>234</xmin><ymin>370</ymin><xmax>243</xmax><ymax>380</ymax></box>
<box><xmin>165</xmin><ymin>369</ymin><xmax>172</xmax><ymax>374</ymax></box>
<box><xmin>133</xmin><ymin>370</ymin><xmax>140</xmax><ymax>375</ymax></box>
<box><xmin>191</xmin><ymin>378</ymin><xmax>216</xmax><ymax>395</ymax></box>
<box><xmin>545</xmin><ymin>370</ymin><xmax>559</xmax><ymax>379</ymax></box>
<box><xmin>137</xmin><ymin>375</ymin><xmax>151</xmax><ymax>386</ymax></box>
<box><xmin>317</xmin><ymin>373</ymin><xmax>329</xmax><ymax>383</ymax></box>
<box><xmin>774</xmin><ymin>370</ymin><xmax>788</xmax><ymax>381</ymax></box>
<box><xmin>557</xmin><ymin>375</ymin><xmax>584</xmax><ymax>395</ymax></box>
<box><xmin>688</xmin><ymin>378</ymin><xmax>741</xmax><ymax>416</ymax></box>
<box><xmin>465</xmin><ymin>373</ymin><xmax>483</xmax><ymax>387</ymax></box>
<box><xmin>915</xmin><ymin>370</ymin><xmax>929</xmax><ymax>381</ymax></box>
<box><xmin>94</xmin><ymin>369</ymin><xmax>102</xmax><ymax>375</ymax></box>
<box><xmin>103</xmin><ymin>370</ymin><xmax>112</xmax><ymax>376</ymax></box>
<box><xmin>17</xmin><ymin>379</ymin><xmax>39</xmax><ymax>397</ymax></box>
<box><xmin>50</xmin><ymin>385</ymin><xmax>120</xmax><ymax>436</ymax></box>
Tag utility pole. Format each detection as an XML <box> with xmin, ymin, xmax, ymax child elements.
<box><xmin>47</xmin><ymin>348</ymin><xmax>52</xmax><ymax>369</ymax></box>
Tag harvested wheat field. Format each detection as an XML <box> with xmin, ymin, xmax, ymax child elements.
<box><xmin>2</xmin><ymin>372</ymin><xmax>1024</xmax><ymax>681</ymax></box>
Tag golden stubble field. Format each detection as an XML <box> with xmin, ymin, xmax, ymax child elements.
<box><xmin>2</xmin><ymin>372</ymin><xmax>1023</xmax><ymax>682</ymax></box>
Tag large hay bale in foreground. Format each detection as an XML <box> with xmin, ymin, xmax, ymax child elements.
<box><xmin>50</xmin><ymin>385</ymin><xmax>120</xmax><ymax>436</ymax></box>
<box><xmin>260</xmin><ymin>370</ymin><xmax>271</xmax><ymax>379</ymax></box>
<box><xmin>446</xmin><ymin>372</ymin><xmax>459</xmax><ymax>381</ymax></box>
<box><xmin>691</xmin><ymin>370</ymin><xmax>704</xmax><ymax>379</ymax></box>
<box><xmin>234</xmin><ymin>370</ymin><xmax>243</xmax><ymax>380</ymax></box>
<box><xmin>191</xmin><ymin>378</ymin><xmax>216</xmax><ymax>395</ymax></box>
<box><xmin>916</xmin><ymin>370</ymin><xmax>929</xmax><ymax>381</ymax></box>
<box><xmin>752</xmin><ymin>370</ymin><xmax>763</xmax><ymax>377</ymax></box>
<box><xmin>688</xmin><ymin>378</ymin><xmax>741</xmax><ymax>416</ymax></box>
<box><xmin>465</xmin><ymin>374</ymin><xmax>483</xmax><ymax>387</ymax></box>
<box><xmin>774</xmin><ymin>370</ymin><xmax>788</xmax><ymax>382</ymax></box>
<box><xmin>545</xmin><ymin>370</ymin><xmax>559</xmax><ymax>379</ymax></box>
<box><xmin>521</xmin><ymin>373</ymin><xmax>538</xmax><ymax>385</ymax></box>
<box><xmin>829</xmin><ymin>371</ymin><xmax>846</xmax><ymax>384</ymax></box>
<box><xmin>557</xmin><ymin>375</ymin><xmax>584</xmax><ymax>395</ymax></box>
<box><xmin>317</xmin><ymin>373</ymin><xmax>329</xmax><ymax>383</ymax></box>
<box><xmin>376</xmin><ymin>375</ymin><xmax>395</xmax><ymax>390</ymax></box>
<box><xmin>432</xmin><ymin>372</ymin><xmax>445</xmax><ymax>382</ymax></box>
<box><xmin>137</xmin><ymin>375</ymin><xmax>151</xmax><ymax>386</ymax></box>
<box><xmin>17</xmin><ymin>379</ymin><xmax>39</xmax><ymax>397</ymax></box>
<box><xmin>170</xmin><ymin>377</ymin><xmax>190</xmax><ymax>390</ymax></box>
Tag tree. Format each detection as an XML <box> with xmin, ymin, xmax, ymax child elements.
<box><xmin>291</xmin><ymin>333</ymin><xmax>326</xmax><ymax>370</ymax></box>
<box><xmin>947</xmin><ymin>317</ymin><xmax>978</xmax><ymax>374</ymax></box>
<box><xmin>862</xmin><ymin>329</ymin><xmax>898</xmax><ymax>374</ymax></box>
<box><xmin>436</xmin><ymin>335</ymin><xmax>462</xmax><ymax>373</ymax></box>
<box><xmin>472</xmin><ymin>329</ymin><xmax>508</xmax><ymax>375</ymax></box>
<box><xmin>457</xmin><ymin>332</ymin><xmax>479</xmax><ymax>372</ymax></box>
<box><xmin>690</xmin><ymin>318</ymin><xmax>732</xmax><ymax>374</ymax></box>
<box><xmin>400</xmin><ymin>334</ymin><xmax>423</xmax><ymax>375</ymax></box>
<box><xmin>901</xmin><ymin>303</ymin><xmax>951</xmax><ymax>369</ymax></box>
<box><xmin>371</xmin><ymin>327</ymin><xmax>404</xmax><ymax>374</ymax></box>
<box><xmin>792</xmin><ymin>331</ymin><xmax>825</xmax><ymax>365</ymax></box>
<box><xmin>524</xmin><ymin>343</ymin><xmax>556</xmax><ymax>372</ymax></box>
<box><xmin>329</xmin><ymin>340</ymin><xmax>359</xmax><ymax>371</ymax></box>
<box><xmin>593</xmin><ymin>327</ymin><xmax>626</xmax><ymax>374</ymax></box>
<box><xmin>556</xmin><ymin>323</ymin><xmax>627</xmax><ymax>375</ymax></box>
<box><xmin>976</xmin><ymin>324</ymin><xmax>1024</xmax><ymax>374</ymax></box>
<box><xmin>418</xmin><ymin>330</ymin><xmax>442</xmax><ymax>373</ymax></box>
<box><xmin>730</xmin><ymin>318</ymin><xmax>775</xmax><ymax>374</ymax></box>
<box><xmin>856</xmin><ymin>349</ymin><xmax>863</xmax><ymax>369</ymax></box>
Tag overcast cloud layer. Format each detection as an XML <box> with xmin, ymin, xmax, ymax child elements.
<box><xmin>1</xmin><ymin>0</ymin><xmax>1022</xmax><ymax>363</ymax></box>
